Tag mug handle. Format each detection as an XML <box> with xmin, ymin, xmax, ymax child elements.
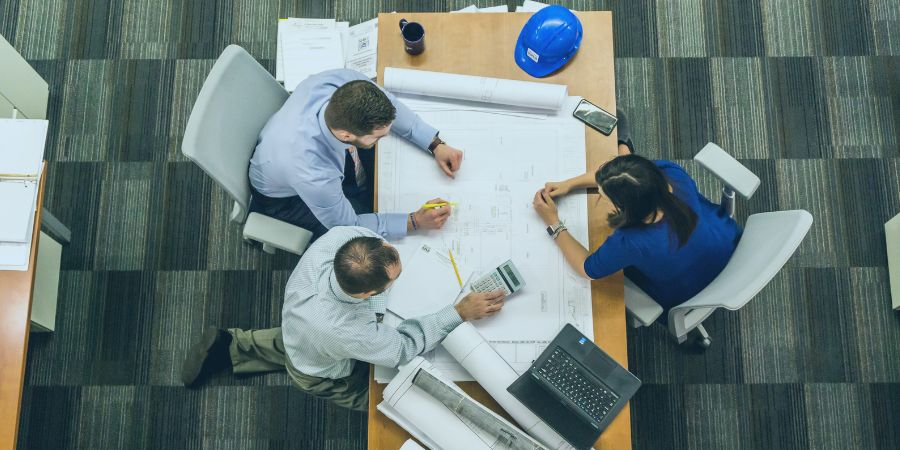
<box><xmin>399</xmin><ymin>19</ymin><xmax>408</xmax><ymax>30</ymax></box>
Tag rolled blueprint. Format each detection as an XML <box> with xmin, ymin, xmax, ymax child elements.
<box><xmin>384</xmin><ymin>67</ymin><xmax>568</xmax><ymax>111</ymax></box>
<box><xmin>412</xmin><ymin>370</ymin><xmax>546</xmax><ymax>450</ymax></box>
<box><xmin>384</xmin><ymin>357</ymin><xmax>543</xmax><ymax>450</ymax></box>
<box><xmin>442</xmin><ymin>323</ymin><xmax>576</xmax><ymax>450</ymax></box>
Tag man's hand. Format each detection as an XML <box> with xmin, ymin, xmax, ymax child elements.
<box><xmin>433</xmin><ymin>144</ymin><xmax>464</xmax><ymax>178</ymax></box>
<box><xmin>411</xmin><ymin>197</ymin><xmax>452</xmax><ymax>231</ymax></box>
<box><xmin>543</xmin><ymin>180</ymin><xmax>571</xmax><ymax>198</ymax></box>
<box><xmin>532</xmin><ymin>189</ymin><xmax>560</xmax><ymax>226</ymax></box>
<box><xmin>455</xmin><ymin>290</ymin><xmax>505</xmax><ymax>321</ymax></box>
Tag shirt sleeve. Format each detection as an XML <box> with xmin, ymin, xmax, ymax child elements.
<box><xmin>294</xmin><ymin>176</ymin><xmax>408</xmax><ymax>239</ymax></box>
<box><xmin>379</xmin><ymin>87</ymin><xmax>439</xmax><ymax>151</ymax></box>
<box><xmin>337</xmin><ymin>305</ymin><xmax>463</xmax><ymax>368</ymax></box>
<box><xmin>583</xmin><ymin>232</ymin><xmax>635</xmax><ymax>279</ymax></box>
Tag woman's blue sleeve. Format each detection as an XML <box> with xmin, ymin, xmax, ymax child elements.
<box><xmin>583</xmin><ymin>232</ymin><xmax>635</xmax><ymax>279</ymax></box>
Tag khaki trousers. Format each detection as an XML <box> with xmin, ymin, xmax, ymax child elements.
<box><xmin>227</xmin><ymin>327</ymin><xmax>369</xmax><ymax>411</ymax></box>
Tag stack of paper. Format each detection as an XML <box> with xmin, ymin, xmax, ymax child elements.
<box><xmin>276</xmin><ymin>17</ymin><xmax>378</xmax><ymax>92</ymax></box>
<box><xmin>515</xmin><ymin>0</ymin><xmax>550</xmax><ymax>12</ymax></box>
<box><xmin>451</xmin><ymin>4</ymin><xmax>509</xmax><ymax>13</ymax></box>
<box><xmin>0</xmin><ymin>119</ymin><xmax>48</xmax><ymax>271</ymax></box>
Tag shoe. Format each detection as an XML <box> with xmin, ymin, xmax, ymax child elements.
<box><xmin>181</xmin><ymin>326</ymin><xmax>233</xmax><ymax>387</ymax></box>
<box><xmin>616</xmin><ymin>108</ymin><xmax>636</xmax><ymax>155</ymax></box>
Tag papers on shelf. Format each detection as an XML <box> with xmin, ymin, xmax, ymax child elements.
<box><xmin>343</xmin><ymin>18</ymin><xmax>378</xmax><ymax>79</ymax></box>
<box><xmin>0</xmin><ymin>119</ymin><xmax>46</xmax><ymax>177</ymax></box>
<box><xmin>452</xmin><ymin>4</ymin><xmax>509</xmax><ymax>13</ymax></box>
<box><xmin>0</xmin><ymin>118</ymin><xmax>47</xmax><ymax>271</ymax></box>
<box><xmin>277</xmin><ymin>17</ymin><xmax>379</xmax><ymax>91</ymax></box>
<box><xmin>386</xmin><ymin>243</ymin><xmax>472</xmax><ymax>319</ymax></box>
<box><xmin>516</xmin><ymin>0</ymin><xmax>550</xmax><ymax>12</ymax></box>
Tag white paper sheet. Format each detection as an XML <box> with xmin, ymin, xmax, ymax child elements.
<box><xmin>519</xmin><ymin>0</ymin><xmax>550</xmax><ymax>12</ymax></box>
<box><xmin>276</xmin><ymin>18</ymin><xmax>337</xmax><ymax>82</ymax></box>
<box><xmin>343</xmin><ymin>18</ymin><xmax>378</xmax><ymax>79</ymax></box>
<box><xmin>281</xmin><ymin>29</ymin><xmax>345</xmax><ymax>92</ymax></box>
<box><xmin>377</xmin><ymin>403</ymin><xmax>441</xmax><ymax>450</ymax></box>
<box><xmin>478</xmin><ymin>5</ymin><xmax>509</xmax><ymax>13</ymax></box>
<box><xmin>399</xmin><ymin>439</ymin><xmax>427</xmax><ymax>450</ymax></box>
<box><xmin>377</xmin><ymin>91</ymin><xmax>594</xmax><ymax>382</ymax></box>
<box><xmin>387</xmin><ymin>243</ymin><xmax>472</xmax><ymax>319</ymax></box>
<box><xmin>0</xmin><ymin>213</ymin><xmax>34</xmax><ymax>271</ymax></box>
<box><xmin>0</xmin><ymin>180</ymin><xmax>38</xmax><ymax>242</ymax></box>
<box><xmin>442</xmin><ymin>323</ymin><xmax>575</xmax><ymax>449</ymax></box>
<box><xmin>0</xmin><ymin>119</ymin><xmax>47</xmax><ymax>176</ymax></box>
<box><xmin>384</xmin><ymin>68</ymin><xmax>568</xmax><ymax>111</ymax></box>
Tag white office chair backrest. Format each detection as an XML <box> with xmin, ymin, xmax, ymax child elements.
<box><xmin>181</xmin><ymin>45</ymin><xmax>289</xmax><ymax>223</ymax></box>
<box><xmin>668</xmin><ymin>210</ymin><xmax>813</xmax><ymax>338</ymax></box>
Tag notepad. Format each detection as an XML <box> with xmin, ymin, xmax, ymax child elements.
<box><xmin>387</xmin><ymin>244</ymin><xmax>472</xmax><ymax>319</ymax></box>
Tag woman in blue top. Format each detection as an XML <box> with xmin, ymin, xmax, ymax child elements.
<box><xmin>532</xmin><ymin>118</ymin><xmax>741</xmax><ymax>321</ymax></box>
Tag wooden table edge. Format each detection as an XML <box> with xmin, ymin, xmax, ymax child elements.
<box><xmin>0</xmin><ymin>161</ymin><xmax>46</xmax><ymax>450</ymax></box>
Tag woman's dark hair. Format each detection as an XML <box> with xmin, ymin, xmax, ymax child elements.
<box><xmin>595</xmin><ymin>155</ymin><xmax>697</xmax><ymax>248</ymax></box>
<box><xmin>334</xmin><ymin>237</ymin><xmax>400</xmax><ymax>295</ymax></box>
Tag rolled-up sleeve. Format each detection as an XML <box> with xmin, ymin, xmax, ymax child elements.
<box><xmin>294</xmin><ymin>176</ymin><xmax>408</xmax><ymax>239</ymax></box>
<box><xmin>341</xmin><ymin>305</ymin><xmax>463</xmax><ymax>368</ymax></box>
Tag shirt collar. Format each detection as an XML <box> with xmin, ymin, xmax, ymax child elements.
<box><xmin>328</xmin><ymin>270</ymin><xmax>364</xmax><ymax>304</ymax></box>
<box><xmin>318</xmin><ymin>102</ymin><xmax>350</xmax><ymax>154</ymax></box>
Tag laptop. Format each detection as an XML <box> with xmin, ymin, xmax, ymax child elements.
<box><xmin>507</xmin><ymin>324</ymin><xmax>641</xmax><ymax>449</ymax></box>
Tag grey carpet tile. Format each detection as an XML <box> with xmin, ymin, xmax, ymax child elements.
<box><xmin>868</xmin><ymin>383</ymin><xmax>900</xmax><ymax>449</ymax></box>
<box><xmin>849</xmin><ymin>268</ymin><xmax>900</xmax><ymax>383</ymax></box>
<box><xmin>803</xmin><ymin>383</ymin><xmax>878</xmax><ymax>449</ymax></box>
<box><xmin>93</xmin><ymin>162</ymin><xmax>160</xmax><ymax>270</ymax></box>
<box><xmin>7</xmin><ymin>0</ymin><xmax>900</xmax><ymax>449</ymax></box>
<box><xmin>775</xmin><ymin>159</ymin><xmax>850</xmax><ymax>267</ymax></box>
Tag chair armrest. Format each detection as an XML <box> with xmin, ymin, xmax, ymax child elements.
<box><xmin>694</xmin><ymin>143</ymin><xmax>760</xmax><ymax>199</ymax></box>
<box><xmin>624</xmin><ymin>277</ymin><xmax>664</xmax><ymax>327</ymax></box>
<box><xmin>242</xmin><ymin>212</ymin><xmax>313</xmax><ymax>255</ymax></box>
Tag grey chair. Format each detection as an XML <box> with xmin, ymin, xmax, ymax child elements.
<box><xmin>624</xmin><ymin>143</ymin><xmax>813</xmax><ymax>348</ymax></box>
<box><xmin>182</xmin><ymin>45</ymin><xmax>313</xmax><ymax>255</ymax></box>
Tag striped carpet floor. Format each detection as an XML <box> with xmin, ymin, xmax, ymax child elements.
<box><xmin>2</xmin><ymin>0</ymin><xmax>898</xmax><ymax>449</ymax></box>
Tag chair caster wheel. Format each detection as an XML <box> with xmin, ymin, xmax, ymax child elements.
<box><xmin>696</xmin><ymin>337</ymin><xmax>711</xmax><ymax>350</ymax></box>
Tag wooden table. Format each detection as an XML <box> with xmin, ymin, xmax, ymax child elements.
<box><xmin>370</xmin><ymin>12</ymin><xmax>629</xmax><ymax>450</ymax></box>
<box><xmin>0</xmin><ymin>163</ymin><xmax>46</xmax><ymax>450</ymax></box>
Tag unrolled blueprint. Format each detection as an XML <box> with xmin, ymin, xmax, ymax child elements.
<box><xmin>377</xmin><ymin>71</ymin><xmax>593</xmax><ymax>381</ymax></box>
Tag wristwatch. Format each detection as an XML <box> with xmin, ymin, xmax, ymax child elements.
<box><xmin>546</xmin><ymin>221</ymin><xmax>567</xmax><ymax>239</ymax></box>
<box><xmin>427</xmin><ymin>134</ymin><xmax>446</xmax><ymax>155</ymax></box>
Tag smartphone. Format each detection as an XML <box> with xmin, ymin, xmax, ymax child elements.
<box><xmin>573</xmin><ymin>98</ymin><xmax>617</xmax><ymax>135</ymax></box>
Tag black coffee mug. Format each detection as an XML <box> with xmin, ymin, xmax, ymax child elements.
<box><xmin>399</xmin><ymin>19</ymin><xmax>425</xmax><ymax>55</ymax></box>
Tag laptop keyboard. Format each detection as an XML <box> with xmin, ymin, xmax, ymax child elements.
<box><xmin>536</xmin><ymin>347</ymin><xmax>619</xmax><ymax>424</ymax></box>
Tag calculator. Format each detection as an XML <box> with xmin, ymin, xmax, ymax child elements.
<box><xmin>471</xmin><ymin>260</ymin><xmax>526</xmax><ymax>296</ymax></box>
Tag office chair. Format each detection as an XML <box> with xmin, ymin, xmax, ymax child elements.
<box><xmin>624</xmin><ymin>143</ymin><xmax>813</xmax><ymax>348</ymax></box>
<box><xmin>182</xmin><ymin>45</ymin><xmax>313</xmax><ymax>255</ymax></box>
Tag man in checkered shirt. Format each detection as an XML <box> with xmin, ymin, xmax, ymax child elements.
<box><xmin>181</xmin><ymin>226</ymin><xmax>505</xmax><ymax>410</ymax></box>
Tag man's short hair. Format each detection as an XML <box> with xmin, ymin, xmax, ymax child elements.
<box><xmin>334</xmin><ymin>236</ymin><xmax>400</xmax><ymax>295</ymax></box>
<box><xmin>324</xmin><ymin>80</ymin><xmax>397</xmax><ymax>136</ymax></box>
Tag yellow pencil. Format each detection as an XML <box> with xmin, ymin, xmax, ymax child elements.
<box><xmin>448</xmin><ymin>250</ymin><xmax>463</xmax><ymax>287</ymax></box>
<box><xmin>423</xmin><ymin>202</ymin><xmax>458</xmax><ymax>209</ymax></box>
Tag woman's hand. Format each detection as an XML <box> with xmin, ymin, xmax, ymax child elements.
<box><xmin>543</xmin><ymin>180</ymin><xmax>571</xmax><ymax>198</ymax></box>
<box><xmin>532</xmin><ymin>189</ymin><xmax>560</xmax><ymax>226</ymax></box>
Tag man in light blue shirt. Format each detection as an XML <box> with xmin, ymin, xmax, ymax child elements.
<box><xmin>249</xmin><ymin>69</ymin><xmax>464</xmax><ymax>240</ymax></box>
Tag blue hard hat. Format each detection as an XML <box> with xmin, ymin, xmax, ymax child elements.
<box><xmin>514</xmin><ymin>5</ymin><xmax>583</xmax><ymax>78</ymax></box>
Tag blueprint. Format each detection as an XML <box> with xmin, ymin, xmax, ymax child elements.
<box><xmin>376</xmin><ymin>82</ymin><xmax>593</xmax><ymax>382</ymax></box>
